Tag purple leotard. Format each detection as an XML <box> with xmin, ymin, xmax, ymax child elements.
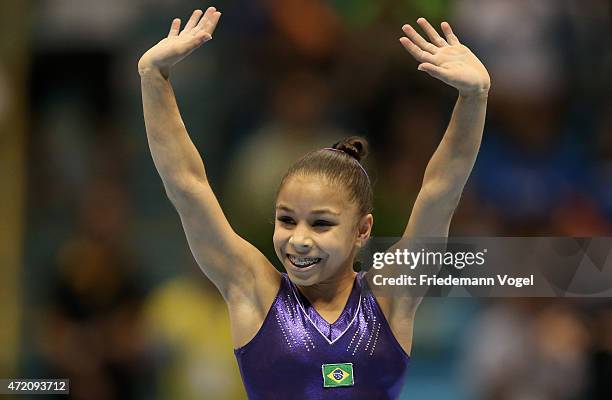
<box><xmin>234</xmin><ymin>272</ymin><xmax>410</xmax><ymax>399</ymax></box>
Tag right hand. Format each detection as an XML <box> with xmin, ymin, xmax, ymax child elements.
<box><xmin>138</xmin><ymin>7</ymin><xmax>222</xmax><ymax>77</ymax></box>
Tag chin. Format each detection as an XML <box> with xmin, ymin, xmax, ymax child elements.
<box><xmin>287</xmin><ymin>274</ymin><xmax>317</xmax><ymax>286</ymax></box>
<box><xmin>284</xmin><ymin>264</ymin><xmax>323</xmax><ymax>286</ymax></box>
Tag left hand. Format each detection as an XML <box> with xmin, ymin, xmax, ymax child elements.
<box><xmin>400</xmin><ymin>18</ymin><xmax>490</xmax><ymax>97</ymax></box>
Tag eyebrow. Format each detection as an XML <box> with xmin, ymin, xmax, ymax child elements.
<box><xmin>276</xmin><ymin>205</ymin><xmax>341</xmax><ymax>216</ymax></box>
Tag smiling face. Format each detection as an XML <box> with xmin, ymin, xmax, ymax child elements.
<box><xmin>273</xmin><ymin>174</ymin><xmax>373</xmax><ymax>286</ymax></box>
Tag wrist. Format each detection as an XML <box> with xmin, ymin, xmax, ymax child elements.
<box><xmin>138</xmin><ymin>57</ymin><xmax>169</xmax><ymax>79</ymax></box>
<box><xmin>139</xmin><ymin>66</ymin><xmax>170</xmax><ymax>80</ymax></box>
<box><xmin>458</xmin><ymin>87</ymin><xmax>489</xmax><ymax>100</ymax></box>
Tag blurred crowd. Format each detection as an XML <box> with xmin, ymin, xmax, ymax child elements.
<box><xmin>12</xmin><ymin>0</ymin><xmax>612</xmax><ymax>399</ymax></box>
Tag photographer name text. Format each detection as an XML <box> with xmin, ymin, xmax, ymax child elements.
<box><xmin>372</xmin><ymin>274</ymin><xmax>534</xmax><ymax>288</ymax></box>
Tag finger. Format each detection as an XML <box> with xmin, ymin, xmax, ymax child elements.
<box><xmin>401</xmin><ymin>24</ymin><xmax>437</xmax><ymax>54</ymax></box>
<box><xmin>417</xmin><ymin>62</ymin><xmax>447</xmax><ymax>81</ymax></box>
<box><xmin>205</xmin><ymin>11</ymin><xmax>222</xmax><ymax>35</ymax></box>
<box><xmin>195</xmin><ymin>7</ymin><xmax>216</xmax><ymax>30</ymax></box>
<box><xmin>399</xmin><ymin>37</ymin><xmax>435</xmax><ymax>63</ymax></box>
<box><xmin>441</xmin><ymin>22</ymin><xmax>461</xmax><ymax>45</ymax></box>
<box><xmin>167</xmin><ymin>18</ymin><xmax>181</xmax><ymax>38</ymax></box>
<box><xmin>416</xmin><ymin>17</ymin><xmax>448</xmax><ymax>47</ymax></box>
<box><xmin>196</xmin><ymin>8</ymin><xmax>221</xmax><ymax>34</ymax></box>
<box><xmin>183</xmin><ymin>9</ymin><xmax>204</xmax><ymax>31</ymax></box>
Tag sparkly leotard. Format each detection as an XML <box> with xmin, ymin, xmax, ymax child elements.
<box><xmin>234</xmin><ymin>272</ymin><xmax>410</xmax><ymax>399</ymax></box>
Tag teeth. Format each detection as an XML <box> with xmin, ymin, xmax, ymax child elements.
<box><xmin>288</xmin><ymin>255</ymin><xmax>322</xmax><ymax>268</ymax></box>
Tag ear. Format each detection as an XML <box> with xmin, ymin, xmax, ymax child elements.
<box><xmin>355</xmin><ymin>213</ymin><xmax>374</xmax><ymax>248</ymax></box>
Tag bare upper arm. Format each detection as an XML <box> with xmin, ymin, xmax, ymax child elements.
<box><xmin>403</xmin><ymin>179</ymin><xmax>460</xmax><ymax>238</ymax></box>
<box><xmin>167</xmin><ymin>177</ymin><xmax>279</xmax><ymax>301</ymax></box>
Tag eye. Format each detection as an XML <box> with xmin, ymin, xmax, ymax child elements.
<box><xmin>277</xmin><ymin>216</ymin><xmax>296</xmax><ymax>225</ymax></box>
<box><xmin>312</xmin><ymin>220</ymin><xmax>335</xmax><ymax>228</ymax></box>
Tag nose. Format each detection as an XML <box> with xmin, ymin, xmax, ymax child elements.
<box><xmin>288</xmin><ymin>228</ymin><xmax>313</xmax><ymax>253</ymax></box>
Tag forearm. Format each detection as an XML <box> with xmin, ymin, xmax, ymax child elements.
<box><xmin>422</xmin><ymin>92</ymin><xmax>488</xmax><ymax>201</ymax></box>
<box><xmin>140</xmin><ymin>67</ymin><xmax>207</xmax><ymax>196</ymax></box>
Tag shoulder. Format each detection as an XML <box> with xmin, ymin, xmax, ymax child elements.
<box><xmin>224</xmin><ymin>266</ymin><xmax>283</xmax><ymax>348</ymax></box>
<box><xmin>361</xmin><ymin>270</ymin><xmax>418</xmax><ymax>356</ymax></box>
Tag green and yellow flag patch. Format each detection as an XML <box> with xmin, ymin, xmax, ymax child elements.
<box><xmin>322</xmin><ymin>363</ymin><xmax>354</xmax><ymax>387</ymax></box>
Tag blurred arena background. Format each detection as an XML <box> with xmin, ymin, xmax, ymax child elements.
<box><xmin>1</xmin><ymin>0</ymin><xmax>611</xmax><ymax>399</ymax></box>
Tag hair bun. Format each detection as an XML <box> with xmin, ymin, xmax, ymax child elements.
<box><xmin>332</xmin><ymin>136</ymin><xmax>369</xmax><ymax>162</ymax></box>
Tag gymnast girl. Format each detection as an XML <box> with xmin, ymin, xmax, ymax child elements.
<box><xmin>138</xmin><ymin>5</ymin><xmax>490</xmax><ymax>399</ymax></box>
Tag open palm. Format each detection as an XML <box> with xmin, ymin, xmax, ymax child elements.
<box><xmin>400</xmin><ymin>18</ymin><xmax>490</xmax><ymax>96</ymax></box>
<box><xmin>138</xmin><ymin>7</ymin><xmax>221</xmax><ymax>77</ymax></box>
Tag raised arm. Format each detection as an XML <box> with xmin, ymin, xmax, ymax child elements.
<box><xmin>138</xmin><ymin>9</ymin><xmax>217</xmax><ymax>192</ymax></box>
<box><xmin>368</xmin><ymin>20</ymin><xmax>490</xmax><ymax>355</ymax></box>
<box><xmin>400</xmin><ymin>19</ymin><xmax>490</xmax><ymax>238</ymax></box>
<box><xmin>138</xmin><ymin>7</ymin><xmax>277</xmax><ymax>301</ymax></box>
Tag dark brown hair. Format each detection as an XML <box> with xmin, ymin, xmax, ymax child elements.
<box><xmin>277</xmin><ymin>136</ymin><xmax>373</xmax><ymax>217</ymax></box>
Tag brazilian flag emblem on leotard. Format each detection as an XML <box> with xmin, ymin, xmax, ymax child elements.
<box><xmin>322</xmin><ymin>363</ymin><xmax>354</xmax><ymax>387</ymax></box>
